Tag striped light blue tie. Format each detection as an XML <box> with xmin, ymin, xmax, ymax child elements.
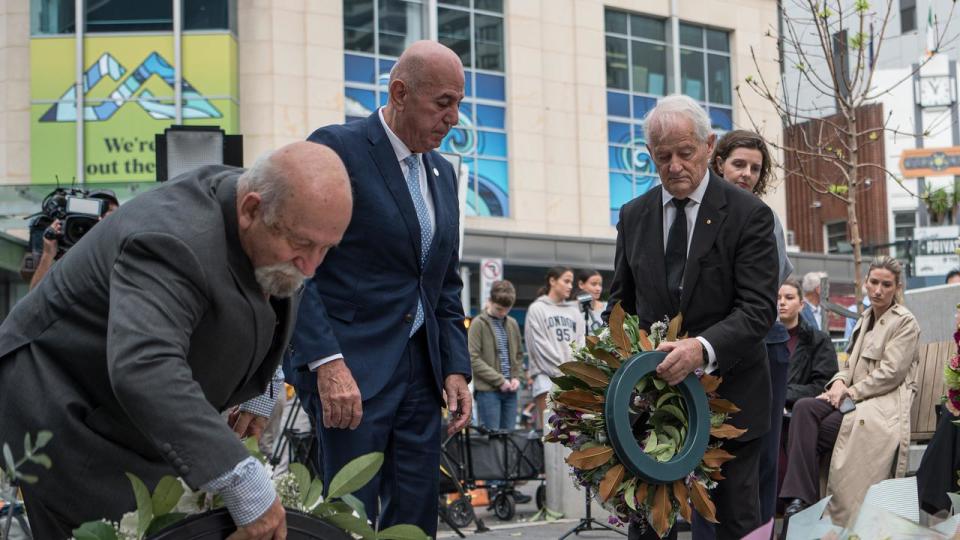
<box><xmin>403</xmin><ymin>154</ymin><xmax>433</xmax><ymax>336</ymax></box>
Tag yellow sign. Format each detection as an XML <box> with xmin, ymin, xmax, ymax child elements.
<box><xmin>899</xmin><ymin>146</ymin><xmax>960</xmax><ymax>178</ymax></box>
<box><xmin>30</xmin><ymin>34</ymin><xmax>238</xmax><ymax>184</ymax></box>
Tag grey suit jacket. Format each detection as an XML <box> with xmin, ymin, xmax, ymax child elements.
<box><xmin>0</xmin><ymin>165</ymin><xmax>296</xmax><ymax>522</ymax></box>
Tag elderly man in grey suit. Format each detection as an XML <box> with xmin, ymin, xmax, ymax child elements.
<box><xmin>0</xmin><ymin>142</ymin><xmax>351</xmax><ymax>539</ymax></box>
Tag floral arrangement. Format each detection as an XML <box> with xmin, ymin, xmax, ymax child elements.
<box><xmin>543</xmin><ymin>304</ymin><xmax>744</xmax><ymax>538</ymax></box>
<box><xmin>73</xmin><ymin>439</ymin><xmax>428</xmax><ymax>540</ymax></box>
<box><xmin>947</xmin><ymin>316</ymin><xmax>960</xmax><ymax>418</ymax></box>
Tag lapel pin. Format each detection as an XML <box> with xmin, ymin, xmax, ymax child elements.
<box><xmin>432</xmin><ymin>167</ymin><xmax>440</xmax><ymax>177</ymax></box>
<box><xmin>706</xmin><ymin>219</ymin><xmax>712</xmax><ymax>225</ymax></box>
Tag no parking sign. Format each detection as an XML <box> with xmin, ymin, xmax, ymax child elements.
<box><xmin>479</xmin><ymin>258</ymin><xmax>503</xmax><ymax>306</ymax></box>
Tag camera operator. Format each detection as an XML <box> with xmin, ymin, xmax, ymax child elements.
<box><xmin>28</xmin><ymin>189</ymin><xmax>120</xmax><ymax>290</ymax></box>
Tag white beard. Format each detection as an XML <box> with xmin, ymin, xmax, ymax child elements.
<box><xmin>254</xmin><ymin>262</ymin><xmax>305</xmax><ymax>298</ymax></box>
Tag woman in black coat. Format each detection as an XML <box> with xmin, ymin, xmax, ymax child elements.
<box><xmin>779</xmin><ymin>277</ymin><xmax>839</xmax><ymax>409</ymax></box>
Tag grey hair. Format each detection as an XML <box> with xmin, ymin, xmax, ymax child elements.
<box><xmin>389</xmin><ymin>55</ymin><xmax>426</xmax><ymax>94</ymax></box>
<box><xmin>236</xmin><ymin>151</ymin><xmax>292</xmax><ymax>226</ymax></box>
<box><xmin>642</xmin><ymin>94</ymin><xmax>713</xmax><ymax>146</ymax></box>
<box><xmin>801</xmin><ymin>271</ymin><xmax>825</xmax><ymax>294</ymax></box>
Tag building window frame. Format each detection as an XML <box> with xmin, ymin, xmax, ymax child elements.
<box><xmin>825</xmin><ymin>220</ymin><xmax>849</xmax><ymax>254</ymax></box>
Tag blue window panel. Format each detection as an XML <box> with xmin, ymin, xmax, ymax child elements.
<box><xmin>475</xmin><ymin>73</ymin><xmax>505</xmax><ymax>100</ymax></box>
<box><xmin>632</xmin><ymin>95</ymin><xmax>657</xmax><ymax>120</ymax></box>
<box><xmin>632</xmin><ymin>123</ymin><xmax>646</xmax><ymax>144</ymax></box>
<box><xmin>709</xmin><ymin>107</ymin><xmax>733</xmax><ymax>131</ymax></box>
<box><xmin>466</xmin><ymin>188</ymin><xmax>484</xmax><ymax>217</ymax></box>
<box><xmin>344</xmin><ymin>54</ymin><xmax>375</xmax><ymax>83</ymax></box>
<box><xmin>379</xmin><ymin>91</ymin><xmax>388</xmax><ymax>107</ymax></box>
<box><xmin>440</xmin><ymin>127</ymin><xmax>474</xmax><ymax>154</ymax></box>
<box><xmin>345</xmin><ymin>87</ymin><xmax>376</xmax><ymax>117</ymax></box>
<box><xmin>609</xmin><ymin>172</ymin><xmax>634</xmax><ymax>211</ymax></box>
<box><xmin>465</xmin><ymin>71</ymin><xmax>473</xmax><ymax>97</ymax></box>
<box><xmin>608</xmin><ymin>144</ymin><xmax>632</xmax><ymax>172</ymax></box>
<box><xmin>636</xmin><ymin>174</ymin><xmax>660</xmax><ymax>195</ymax></box>
<box><xmin>476</xmin><ymin>104</ymin><xmax>505</xmax><ymax>128</ymax></box>
<box><xmin>477</xmin><ymin>158</ymin><xmax>509</xmax><ymax>217</ymax></box>
<box><xmin>477</xmin><ymin>130</ymin><xmax>507</xmax><ymax>157</ymax></box>
<box><xmin>458</xmin><ymin>102</ymin><xmax>474</xmax><ymax>125</ymax></box>
<box><xmin>378</xmin><ymin>59</ymin><xmax>395</xmax><ymax>85</ymax></box>
<box><xmin>608</xmin><ymin>121</ymin><xmax>630</xmax><ymax>144</ymax></box>
<box><xmin>607</xmin><ymin>91</ymin><xmax>629</xmax><ymax>117</ymax></box>
<box><xmin>610</xmin><ymin>209</ymin><xmax>621</xmax><ymax>226</ymax></box>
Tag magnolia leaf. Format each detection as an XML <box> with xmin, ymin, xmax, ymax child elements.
<box><xmin>585</xmin><ymin>334</ymin><xmax>600</xmax><ymax>350</ymax></box>
<box><xmin>643</xmin><ymin>432</ymin><xmax>658</xmax><ymax>453</ymax></box>
<box><xmin>673</xmin><ymin>480</ymin><xmax>692</xmax><ymax>523</ymax></box>
<box><xmin>552</xmin><ymin>375</ymin><xmax>590</xmax><ymax>391</ymax></box>
<box><xmin>324</xmin><ymin>512</ymin><xmax>376</xmax><ymax>540</ymax></box>
<box><xmin>638</xmin><ymin>329</ymin><xmax>654</xmax><ymax>352</ymax></box>
<box><xmin>304</xmin><ymin>477</ymin><xmax>324</xmax><ymax>510</ymax></box>
<box><xmin>145</xmin><ymin>512</ymin><xmax>188</xmax><ymax>536</ymax></box>
<box><xmin>690</xmin><ymin>480</ymin><xmax>719</xmax><ymax>523</ymax></box>
<box><xmin>126</xmin><ymin>472</ymin><xmax>154</xmax><ymax>538</ymax></box>
<box><xmin>708</xmin><ymin>398</ymin><xmax>741</xmax><ymax>414</ymax></box>
<box><xmin>662</xmin><ymin>425</ymin><xmax>682</xmax><ymax>444</ymax></box>
<box><xmin>558</xmin><ymin>362</ymin><xmax>609</xmax><ymax>388</ymax></box>
<box><xmin>555</xmin><ymin>389</ymin><xmax>605</xmax><ymax>412</ymax></box>
<box><xmin>635</xmin><ymin>377</ymin><xmax>649</xmax><ymax>393</ymax></box>
<box><xmin>608</xmin><ymin>303</ymin><xmax>631</xmax><ymax>356</ymax></box>
<box><xmin>243</xmin><ymin>437</ymin><xmax>266</xmax><ymax>463</ymax></box>
<box><xmin>655</xmin><ymin>445</ymin><xmax>675</xmax><ymax>462</ymax></box>
<box><xmin>341</xmin><ymin>493</ymin><xmax>367</xmax><ymax>519</ymax></box>
<box><xmin>702</xmin><ymin>448</ymin><xmax>736</xmax><ymax>469</ymax></box>
<box><xmin>666</xmin><ymin>314</ymin><xmax>683</xmax><ymax>341</ymax></box>
<box><xmin>566</xmin><ymin>446</ymin><xmax>614</xmax><ymax>470</ymax></box>
<box><xmin>709</xmin><ymin>470</ymin><xmax>725</xmax><ymax>481</ymax></box>
<box><xmin>656</xmin><ymin>391</ymin><xmax>681</xmax><ymax>408</ymax></box>
<box><xmin>652</xmin><ymin>377</ymin><xmax>666</xmax><ymax>391</ymax></box>
<box><xmin>151</xmin><ymin>475</ymin><xmax>185</xmax><ymax>516</ymax></box>
<box><xmin>34</xmin><ymin>430</ymin><xmax>53</xmax><ymax>449</ymax></box>
<box><xmin>661</xmin><ymin>404</ymin><xmax>686</xmax><ymax>424</ymax></box>
<box><xmin>599</xmin><ymin>464</ymin><xmax>625</xmax><ymax>503</ymax></box>
<box><xmin>328</xmin><ymin>452</ymin><xmax>384</xmax><ymax>499</ymax></box>
<box><xmin>73</xmin><ymin>521</ymin><xmax>120</xmax><ymax>540</ymax></box>
<box><xmin>378</xmin><ymin>524</ymin><xmax>431</xmax><ymax>540</ymax></box>
<box><xmin>592</xmin><ymin>348</ymin><xmax>622</xmax><ymax>369</ymax></box>
<box><xmin>650</xmin><ymin>484</ymin><xmax>671</xmax><ymax>538</ymax></box>
<box><xmin>635</xmin><ymin>482</ymin><xmax>649</xmax><ymax>509</ymax></box>
<box><xmin>625</xmin><ymin>480</ymin><xmax>638</xmax><ymax>511</ymax></box>
<box><xmin>289</xmin><ymin>462</ymin><xmax>312</xmax><ymax>503</ymax></box>
<box><xmin>700</xmin><ymin>374</ymin><xmax>722</xmax><ymax>394</ymax></box>
<box><xmin>711</xmin><ymin>423</ymin><xmax>748</xmax><ymax>439</ymax></box>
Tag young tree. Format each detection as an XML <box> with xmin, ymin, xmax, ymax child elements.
<box><xmin>739</xmin><ymin>0</ymin><xmax>956</xmax><ymax>312</ymax></box>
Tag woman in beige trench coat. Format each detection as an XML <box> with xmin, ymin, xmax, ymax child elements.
<box><xmin>780</xmin><ymin>256</ymin><xmax>920</xmax><ymax>526</ymax></box>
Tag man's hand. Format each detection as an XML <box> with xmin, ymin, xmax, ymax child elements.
<box><xmin>499</xmin><ymin>380</ymin><xmax>512</xmax><ymax>392</ymax></box>
<box><xmin>226</xmin><ymin>496</ymin><xmax>286</xmax><ymax>540</ymax></box>
<box><xmin>818</xmin><ymin>380</ymin><xmax>849</xmax><ymax>409</ymax></box>
<box><xmin>444</xmin><ymin>374</ymin><xmax>472</xmax><ymax>435</ymax></box>
<box><xmin>228</xmin><ymin>407</ymin><xmax>268</xmax><ymax>440</ymax></box>
<box><xmin>316</xmin><ymin>359</ymin><xmax>362</xmax><ymax>430</ymax></box>
<box><xmin>655</xmin><ymin>338</ymin><xmax>704</xmax><ymax>386</ymax></box>
<box><xmin>509</xmin><ymin>378</ymin><xmax>521</xmax><ymax>392</ymax></box>
<box><xmin>42</xmin><ymin>219</ymin><xmax>61</xmax><ymax>256</ymax></box>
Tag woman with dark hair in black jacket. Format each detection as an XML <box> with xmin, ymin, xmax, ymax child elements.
<box><xmin>779</xmin><ymin>278</ymin><xmax>839</xmax><ymax>409</ymax></box>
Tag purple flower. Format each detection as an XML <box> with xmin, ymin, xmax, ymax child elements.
<box><xmin>548</xmin><ymin>414</ymin><xmax>559</xmax><ymax>425</ymax></box>
<box><xmin>694</xmin><ymin>367</ymin><xmax>705</xmax><ymax>378</ymax></box>
<box><xmin>951</xmin><ymin>355</ymin><xmax>960</xmax><ymax>371</ymax></box>
<box><xmin>608</xmin><ymin>515</ymin><xmax>621</xmax><ymax>526</ymax></box>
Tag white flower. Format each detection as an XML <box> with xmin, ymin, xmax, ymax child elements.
<box><xmin>580</xmin><ymin>414</ymin><xmax>596</xmax><ymax>421</ymax></box>
<box><xmin>596</xmin><ymin>432</ymin><xmax>607</xmax><ymax>443</ymax></box>
<box><xmin>118</xmin><ymin>512</ymin><xmax>138</xmax><ymax>538</ymax></box>
<box><xmin>174</xmin><ymin>478</ymin><xmax>208</xmax><ymax>513</ymax></box>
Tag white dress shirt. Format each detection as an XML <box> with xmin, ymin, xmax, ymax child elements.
<box><xmin>660</xmin><ymin>171</ymin><xmax>718</xmax><ymax>372</ymax></box>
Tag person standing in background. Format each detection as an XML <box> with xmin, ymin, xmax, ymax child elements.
<box><xmin>573</xmin><ymin>268</ymin><xmax>606</xmax><ymax>334</ymax></box>
<box><xmin>524</xmin><ymin>266</ymin><xmax>584</xmax><ymax>430</ymax></box>
<box><xmin>470</xmin><ymin>280</ymin><xmax>524</xmax><ymax>431</ymax></box>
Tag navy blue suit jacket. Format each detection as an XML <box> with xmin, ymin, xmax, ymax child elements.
<box><xmin>285</xmin><ymin>112</ymin><xmax>470</xmax><ymax>401</ymax></box>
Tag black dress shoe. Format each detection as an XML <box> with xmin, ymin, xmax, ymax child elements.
<box><xmin>780</xmin><ymin>499</ymin><xmax>808</xmax><ymax>540</ymax></box>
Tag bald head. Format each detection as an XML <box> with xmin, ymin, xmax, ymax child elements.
<box><xmin>384</xmin><ymin>41</ymin><xmax>465</xmax><ymax>153</ymax></box>
<box><xmin>236</xmin><ymin>142</ymin><xmax>352</xmax><ymax>297</ymax></box>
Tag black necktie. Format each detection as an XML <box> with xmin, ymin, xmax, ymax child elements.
<box><xmin>665</xmin><ymin>198</ymin><xmax>690</xmax><ymax>304</ymax></box>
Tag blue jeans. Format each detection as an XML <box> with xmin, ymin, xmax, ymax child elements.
<box><xmin>475</xmin><ymin>390</ymin><xmax>518</xmax><ymax>431</ymax></box>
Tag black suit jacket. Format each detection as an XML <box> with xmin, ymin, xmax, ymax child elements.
<box><xmin>0</xmin><ymin>166</ymin><xmax>295</xmax><ymax>523</ymax></box>
<box><xmin>607</xmin><ymin>173</ymin><xmax>778</xmax><ymax>439</ymax></box>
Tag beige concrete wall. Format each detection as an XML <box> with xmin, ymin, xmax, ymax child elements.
<box><xmin>0</xmin><ymin>0</ymin><xmax>31</xmax><ymax>185</ymax></box>
<box><xmin>237</xmin><ymin>0</ymin><xmax>344</xmax><ymax>165</ymax></box>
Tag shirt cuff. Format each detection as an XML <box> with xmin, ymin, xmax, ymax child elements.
<box><xmin>238</xmin><ymin>367</ymin><xmax>284</xmax><ymax>418</ymax></box>
<box><xmin>201</xmin><ymin>456</ymin><xmax>276</xmax><ymax>526</ymax></box>
<box><xmin>695</xmin><ymin>336</ymin><xmax>718</xmax><ymax>374</ymax></box>
<box><xmin>308</xmin><ymin>353</ymin><xmax>344</xmax><ymax>371</ymax></box>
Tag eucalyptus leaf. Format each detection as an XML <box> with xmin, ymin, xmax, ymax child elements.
<box><xmin>625</xmin><ymin>481</ymin><xmax>637</xmax><ymax>511</ymax></box>
<box><xmin>24</xmin><ymin>433</ymin><xmax>32</xmax><ymax>455</ymax></box>
<box><xmin>18</xmin><ymin>473</ymin><xmax>38</xmax><ymax>483</ymax></box>
<box><xmin>27</xmin><ymin>453</ymin><xmax>52</xmax><ymax>469</ymax></box>
<box><xmin>34</xmin><ymin>431</ymin><xmax>53</xmax><ymax>449</ymax></box>
<box><xmin>652</xmin><ymin>377</ymin><xmax>666</xmax><ymax>391</ymax></box>
<box><xmin>327</xmin><ymin>452</ymin><xmax>384</xmax><ymax>499</ymax></box>
<box><xmin>243</xmin><ymin>437</ymin><xmax>266</xmax><ymax>464</ymax></box>
<box><xmin>643</xmin><ymin>432</ymin><xmax>658</xmax><ymax>453</ymax></box>
<box><xmin>656</xmin><ymin>445</ymin><xmax>675</xmax><ymax>462</ymax></box>
<box><xmin>661</xmin><ymin>404</ymin><xmax>686</xmax><ymax>424</ymax></box>
<box><xmin>377</xmin><ymin>524</ymin><xmax>430</xmax><ymax>540</ymax></box>
<box><xmin>144</xmin><ymin>512</ymin><xmax>188</xmax><ymax>536</ymax></box>
<box><xmin>151</xmin><ymin>476</ymin><xmax>185</xmax><ymax>516</ymax></box>
<box><xmin>304</xmin><ymin>477</ymin><xmax>324</xmax><ymax>510</ymax></box>
<box><xmin>73</xmin><ymin>520</ymin><xmax>119</xmax><ymax>540</ymax></box>
<box><xmin>324</xmin><ymin>512</ymin><xmax>376</xmax><ymax>540</ymax></box>
<box><xmin>3</xmin><ymin>443</ymin><xmax>15</xmax><ymax>474</ymax></box>
<box><xmin>289</xmin><ymin>462</ymin><xmax>312</xmax><ymax>503</ymax></box>
<box><xmin>662</xmin><ymin>425</ymin><xmax>682</xmax><ymax>443</ymax></box>
<box><xmin>635</xmin><ymin>377</ymin><xmax>648</xmax><ymax>393</ymax></box>
<box><xmin>126</xmin><ymin>472</ymin><xmax>154</xmax><ymax>539</ymax></box>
